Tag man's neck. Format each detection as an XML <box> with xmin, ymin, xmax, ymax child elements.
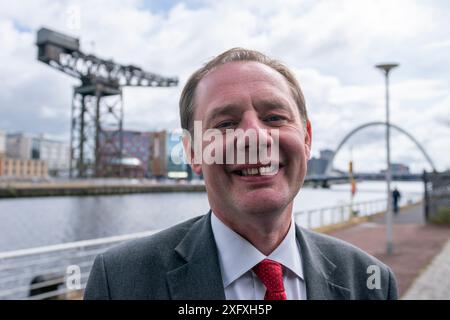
<box><xmin>212</xmin><ymin>205</ymin><xmax>293</xmax><ymax>256</ymax></box>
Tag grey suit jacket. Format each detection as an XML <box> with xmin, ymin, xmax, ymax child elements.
<box><xmin>84</xmin><ymin>212</ymin><xmax>398</xmax><ymax>300</ymax></box>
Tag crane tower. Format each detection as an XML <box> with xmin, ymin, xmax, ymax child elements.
<box><xmin>36</xmin><ymin>27</ymin><xmax>178</xmax><ymax>177</ymax></box>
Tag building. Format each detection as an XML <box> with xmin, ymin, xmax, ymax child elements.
<box><xmin>0</xmin><ymin>154</ymin><xmax>48</xmax><ymax>178</ymax></box>
<box><xmin>307</xmin><ymin>157</ymin><xmax>328</xmax><ymax>176</ymax></box>
<box><xmin>391</xmin><ymin>163</ymin><xmax>410</xmax><ymax>174</ymax></box>
<box><xmin>6</xmin><ymin>133</ymin><xmax>69</xmax><ymax>176</ymax></box>
<box><xmin>37</xmin><ymin>137</ymin><xmax>70</xmax><ymax>176</ymax></box>
<box><xmin>98</xmin><ymin>129</ymin><xmax>153</xmax><ymax>177</ymax></box>
<box><xmin>106</xmin><ymin>157</ymin><xmax>145</xmax><ymax>179</ymax></box>
<box><xmin>98</xmin><ymin>129</ymin><xmax>191</xmax><ymax>179</ymax></box>
<box><xmin>319</xmin><ymin>149</ymin><xmax>334</xmax><ymax>162</ymax></box>
<box><xmin>148</xmin><ymin>131</ymin><xmax>167</xmax><ymax>178</ymax></box>
<box><xmin>6</xmin><ymin>133</ymin><xmax>32</xmax><ymax>159</ymax></box>
<box><xmin>0</xmin><ymin>131</ymin><xmax>48</xmax><ymax>178</ymax></box>
<box><xmin>0</xmin><ymin>130</ymin><xmax>6</xmax><ymax>176</ymax></box>
<box><xmin>166</xmin><ymin>132</ymin><xmax>188</xmax><ymax>179</ymax></box>
<box><xmin>0</xmin><ymin>130</ymin><xmax>6</xmax><ymax>155</ymax></box>
<box><xmin>380</xmin><ymin>163</ymin><xmax>410</xmax><ymax>175</ymax></box>
<box><xmin>99</xmin><ymin>130</ymin><xmax>162</xmax><ymax>178</ymax></box>
<box><xmin>307</xmin><ymin>149</ymin><xmax>335</xmax><ymax>176</ymax></box>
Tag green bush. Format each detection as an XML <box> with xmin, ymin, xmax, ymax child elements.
<box><xmin>431</xmin><ymin>207</ymin><xmax>450</xmax><ymax>225</ymax></box>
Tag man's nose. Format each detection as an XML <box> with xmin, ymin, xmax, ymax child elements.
<box><xmin>239</xmin><ymin>114</ymin><xmax>273</xmax><ymax>149</ymax></box>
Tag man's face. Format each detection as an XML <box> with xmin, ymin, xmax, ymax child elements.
<box><xmin>188</xmin><ymin>61</ymin><xmax>311</xmax><ymax>225</ymax></box>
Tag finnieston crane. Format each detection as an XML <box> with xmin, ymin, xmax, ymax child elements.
<box><xmin>36</xmin><ymin>27</ymin><xmax>178</xmax><ymax>178</ymax></box>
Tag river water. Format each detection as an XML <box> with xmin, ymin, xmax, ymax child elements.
<box><xmin>0</xmin><ymin>181</ymin><xmax>423</xmax><ymax>252</ymax></box>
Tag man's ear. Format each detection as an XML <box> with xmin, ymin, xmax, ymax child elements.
<box><xmin>182</xmin><ymin>133</ymin><xmax>202</xmax><ymax>175</ymax></box>
<box><xmin>305</xmin><ymin>120</ymin><xmax>312</xmax><ymax>160</ymax></box>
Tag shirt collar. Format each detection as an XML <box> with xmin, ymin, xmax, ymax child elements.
<box><xmin>210</xmin><ymin>211</ymin><xmax>304</xmax><ymax>288</ymax></box>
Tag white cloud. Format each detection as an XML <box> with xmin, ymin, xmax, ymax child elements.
<box><xmin>0</xmin><ymin>0</ymin><xmax>449</xmax><ymax>171</ymax></box>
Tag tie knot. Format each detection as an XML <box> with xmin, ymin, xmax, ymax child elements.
<box><xmin>252</xmin><ymin>259</ymin><xmax>287</xmax><ymax>300</ymax></box>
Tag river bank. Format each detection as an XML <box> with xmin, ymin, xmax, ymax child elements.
<box><xmin>0</xmin><ymin>180</ymin><xmax>206</xmax><ymax>198</ymax></box>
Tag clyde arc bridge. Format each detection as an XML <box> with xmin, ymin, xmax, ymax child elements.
<box><xmin>309</xmin><ymin>121</ymin><xmax>437</xmax><ymax>187</ymax></box>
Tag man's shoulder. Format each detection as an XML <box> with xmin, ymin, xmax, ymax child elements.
<box><xmin>297</xmin><ymin>226</ymin><xmax>398</xmax><ymax>299</ymax></box>
<box><xmin>298</xmin><ymin>226</ymin><xmax>391</xmax><ymax>271</ymax></box>
<box><xmin>101</xmin><ymin>214</ymin><xmax>205</xmax><ymax>265</ymax></box>
<box><xmin>85</xmin><ymin>214</ymin><xmax>208</xmax><ymax>299</ymax></box>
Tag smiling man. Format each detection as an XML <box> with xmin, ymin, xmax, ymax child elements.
<box><xmin>84</xmin><ymin>48</ymin><xmax>398</xmax><ymax>300</ymax></box>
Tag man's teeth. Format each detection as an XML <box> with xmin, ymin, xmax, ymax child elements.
<box><xmin>242</xmin><ymin>168</ymin><xmax>259</xmax><ymax>176</ymax></box>
<box><xmin>240</xmin><ymin>165</ymin><xmax>278</xmax><ymax>176</ymax></box>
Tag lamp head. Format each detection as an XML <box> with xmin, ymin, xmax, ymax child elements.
<box><xmin>375</xmin><ymin>63</ymin><xmax>399</xmax><ymax>75</ymax></box>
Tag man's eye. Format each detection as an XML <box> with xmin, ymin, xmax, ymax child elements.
<box><xmin>264</xmin><ymin>115</ymin><xmax>286</xmax><ymax>123</ymax></box>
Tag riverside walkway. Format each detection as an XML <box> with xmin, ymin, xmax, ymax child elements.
<box><xmin>402</xmin><ymin>239</ymin><xmax>450</xmax><ymax>299</ymax></box>
<box><xmin>327</xmin><ymin>203</ymin><xmax>450</xmax><ymax>299</ymax></box>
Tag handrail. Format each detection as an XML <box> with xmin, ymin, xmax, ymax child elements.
<box><xmin>294</xmin><ymin>198</ymin><xmax>386</xmax><ymax>216</ymax></box>
<box><xmin>0</xmin><ymin>230</ymin><xmax>162</xmax><ymax>299</ymax></box>
<box><xmin>293</xmin><ymin>198</ymin><xmax>389</xmax><ymax>229</ymax></box>
<box><xmin>0</xmin><ymin>229</ymin><xmax>160</xmax><ymax>260</ymax></box>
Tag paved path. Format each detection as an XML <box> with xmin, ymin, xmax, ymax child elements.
<box><xmin>326</xmin><ymin>203</ymin><xmax>450</xmax><ymax>298</ymax></box>
<box><xmin>373</xmin><ymin>203</ymin><xmax>425</xmax><ymax>225</ymax></box>
<box><xmin>402</xmin><ymin>239</ymin><xmax>450</xmax><ymax>299</ymax></box>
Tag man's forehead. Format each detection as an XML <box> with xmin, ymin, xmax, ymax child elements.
<box><xmin>192</xmin><ymin>61</ymin><xmax>300</xmax><ymax>124</ymax></box>
<box><xmin>195</xmin><ymin>62</ymin><xmax>293</xmax><ymax>110</ymax></box>
<box><xmin>197</xmin><ymin>61</ymin><xmax>290</xmax><ymax>92</ymax></box>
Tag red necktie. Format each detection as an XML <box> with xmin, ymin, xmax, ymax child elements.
<box><xmin>252</xmin><ymin>259</ymin><xmax>287</xmax><ymax>300</ymax></box>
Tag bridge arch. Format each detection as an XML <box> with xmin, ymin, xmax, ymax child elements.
<box><xmin>324</xmin><ymin>121</ymin><xmax>436</xmax><ymax>175</ymax></box>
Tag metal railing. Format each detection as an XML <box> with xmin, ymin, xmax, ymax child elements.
<box><xmin>294</xmin><ymin>198</ymin><xmax>387</xmax><ymax>229</ymax></box>
<box><xmin>1</xmin><ymin>198</ymin><xmax>388</xmax><ymax>300</ymax></box>
<box><xmin>0</xmin><ymin>230</ymin><xmax>159</xmax><ymax>300</ymax></box>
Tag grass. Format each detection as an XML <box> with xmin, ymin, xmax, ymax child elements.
<box><xmin>430</xmin><ymin>207</ymin><xmax>450</xmax><ymax>225</ymax></box>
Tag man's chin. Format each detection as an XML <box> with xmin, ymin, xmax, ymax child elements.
<box><xmin>236</xmin><ymin>193</ymin><xmax>289</xmax><ymax>216</ymax></box>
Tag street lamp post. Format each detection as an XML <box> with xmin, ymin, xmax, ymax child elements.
<box><xmin>375</xmin><ymin>63</ymin><xmax>399</xmax><ymax>255</ymax></box>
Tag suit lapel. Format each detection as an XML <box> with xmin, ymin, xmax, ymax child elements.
<box><xmin>166</xmin><ymin>213</ymin><xmax>350</xmax><ymax>300</ymax></box>
<box><xmin>166</xmin><ymin>212</ymin><xmax>226</xmax><ymax>300</ymax></box>
<box><xmin>295</xmin><ymin>225</ymin><xmax>351</xmax><ymax>300</ymax></box>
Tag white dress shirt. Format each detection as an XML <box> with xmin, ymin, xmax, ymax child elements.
<box><xmin>210</xmin><ymin>212</ymin><xmax>307</xmax><ymax>300</ymax></box>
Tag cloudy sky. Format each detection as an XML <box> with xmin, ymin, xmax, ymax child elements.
<box><xmin>0</xmin><ymin>0</ymin><xmax>449</xmax><ymax>173</ymax></box>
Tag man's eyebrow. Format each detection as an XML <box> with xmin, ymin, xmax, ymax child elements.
<box><xmin>255</xmin><ymin>97</ymin><xmax>295</xmax><ymax>116</ymax></box>
<box><xmin>205</xmin><ymin>104</ymin><xmax>242</xmax><ymax>126</ymax></box>
<box><xmin>205</xmin><ymin>98</ymin><xmax>296</xmax><ymax>126</ymax></box>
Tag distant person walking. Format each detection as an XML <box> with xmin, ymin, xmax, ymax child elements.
<box><xmin>392</xmin><ymin>187</ymin><xmax>402</xmax><ymax>215</ymax></box>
